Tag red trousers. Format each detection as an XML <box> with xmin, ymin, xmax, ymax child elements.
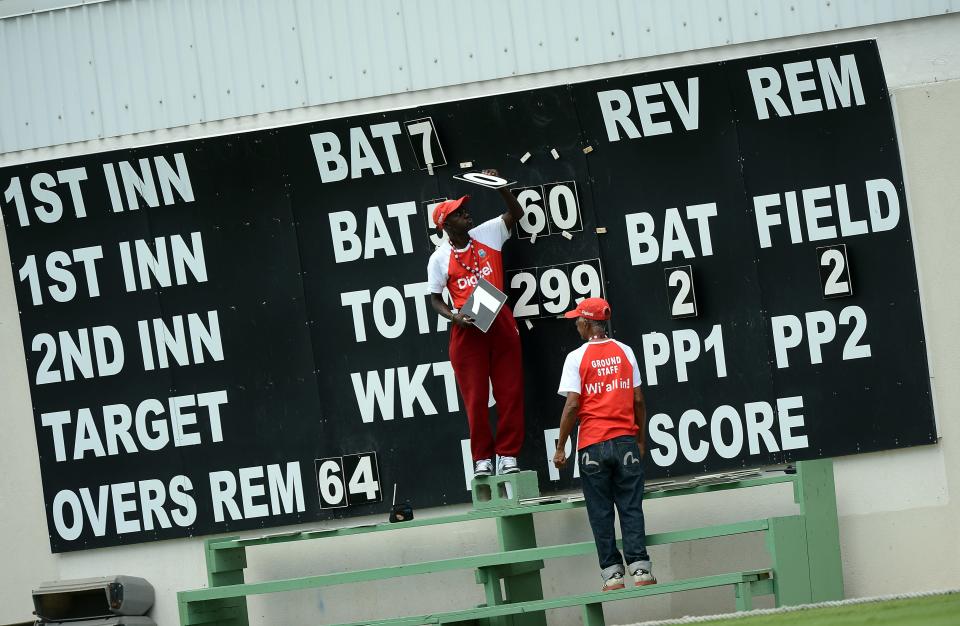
<box><xmin>449</xmin><ymin>306</ymin><xmax>525</xmax><ymax>461</ymax></box>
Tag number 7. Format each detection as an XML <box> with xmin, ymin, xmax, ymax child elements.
<box><xmin>407</xmin><ymin>120</ymin><xmax>435</xmax><ymax>166</ymax></box>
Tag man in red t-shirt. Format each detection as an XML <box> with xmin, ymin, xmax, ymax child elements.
<box><xmin>428</xmin><ymin>174</ymin><xmax>525</xmax><ymax>478</ymax></box>
<box><xmin>553</xmin><ymin>297</ymin><xmax>657</xmax><ymax>591</ymax></box>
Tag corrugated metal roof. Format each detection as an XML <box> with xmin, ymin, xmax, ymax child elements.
<box><xmin>0</xmin><ymin>0</ymin><xmax>957</xmax><ymax>154</ymax></box>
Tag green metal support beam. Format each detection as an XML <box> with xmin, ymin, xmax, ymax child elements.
<box><xmin>200</xmin><ymin>536</ymin><xmax>249</xmax><ymax>626</ymax></box>
<box><xmin>581</xmin><ymin>602</ymin><xmax>605</xmax><ymax>626</ymax></box>
<box><xmin>766</xmin><ymin>515</ymin><xmax>812</xmax><ymax>606</ymax></box>
<box><xmin>494</xmin><ymin>513</ymin><xmax>547</xmax><ymax>626</ymax></box>
<box><xmin>794</xmin><ymin>459</ymin><xmax>844</xmax><ymax>602</ymax></box>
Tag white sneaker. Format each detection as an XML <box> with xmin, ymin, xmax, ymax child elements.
<box><xmin>497</xmin><ymin>456</ymin><xmax>519</xmax><ymax>474</ymax></box>
<box><xmin>630</xmin><ymin>565</ymin><xmax>657</xmax><ymax>586</ymax></box>
<box><xmin>474</xmin><ymin>459</ymin><xmax>493</xmax><ymax>477</ymax></box>
<box><xmin>601</xmin><ymin>572</ymin><xmax>625</xmax><ymax>592</ymax></box>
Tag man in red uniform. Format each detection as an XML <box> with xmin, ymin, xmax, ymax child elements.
<box><xmin>553</xmin><ymin>297</ymin><xmax>656</xmax><ymax>591</ymax></box>
<box><xmin>428</xmin><ymin>176</ymin><xmax>525</xmax><ymax>477</ymax></box>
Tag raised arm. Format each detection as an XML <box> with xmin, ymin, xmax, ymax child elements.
<box><xmin>482</xmin><ymin>168</ymin><xmax>524</xmax><ymax>231</ymax></box>
<box><xmin>498</xmin><ymin>187</ymin><xmax>524</xmax><ymax>231</ymax></box>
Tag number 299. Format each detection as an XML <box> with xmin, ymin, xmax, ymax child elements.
<box><xmin>507</xmin><ymin>259</ymin><xmax>604</xmax><ymax>319</ymax></box>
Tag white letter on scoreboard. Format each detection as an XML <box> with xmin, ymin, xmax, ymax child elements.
<box><xmin>648</xmin><ymin>414</ymin><xmax>677</xmax><ymax>467</ymax></box>
<box><xmin>310</xmin><ymin>132</ymin><xmax>349</xmax><ymax>183</ymax></box>
<box><xmin>771</xmin><ymin>314</ymin><xmax>803</xmax><ymax>369</ymax></box>
<box><xmin>753</xmin><ymin>193</ymin><xmax>782</xmax><ymax>249</ymax></box>
<box><xmin>817</xmin><ymin>55</ymin><xmax>865</xmax><ymax>110</ymax></box>
<box><xmin>744</xmin><ymin>401</ymin><xmax>780</xmax><ymax>454</ymax></box>
<box><xmin>329</xmin><ymin>211</ymin><xmax>362</xmax><ymax>263</ymax></box>
<box><xmin>625</xmin><ymin>212</ymin><xmax>658</xmax><ymax>265</ymax></box>
<box><xmin>596</xmin><ymin>90</ymin><xmax>640</xmax><ymax>142</ymax></box>
<box><xmin>369</xmin><ymin>122</ymin><xmax>403</xmax><ymax>173</ymax></box>
<box><xmin>777</xmin><ymin>396</ymin><xmax>809</xmax><ymax>451</ymax></box>
<box><xmin>865</xmin><ymin>178</ymin><xmax>900</xmax><ymax>233</ymax></box>
<box><xmin>678</xmin><ymin>409</ymin><xmax>708</xmax><ymax>463</ymax></box>
<box><xmin>747</xmin><ymin>67</ymin><xmax>792</xmax><ymax>120</ymax></box>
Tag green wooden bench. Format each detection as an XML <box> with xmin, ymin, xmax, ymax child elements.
<box><xmin>337</xmin><ymin>570</ymin><xmax>773</xmax><ymax>626</ymax></box>
<box><xmin>178</xmin><ymin>459</ymin><xmax>843</xmax><ymax>626</ymax></box>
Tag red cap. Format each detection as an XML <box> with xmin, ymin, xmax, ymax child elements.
<box><xmin>432</xmin><ymin>195</ymin><xmax>470</xmax><ymax>231</ymax></box>
<box><xmin>564</xmin><ymin>297</ymin><xmax>611</xmax><ymax>320</ymax></box>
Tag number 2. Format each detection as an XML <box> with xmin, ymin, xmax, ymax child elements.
<box><xmin>821</xmin><ymin>249</ymin><xmax>849</xmax><ymax>296</ymax></box>
<box><xmin>665</xmin><ymin>266</ymin><xmax>697</xmax><ymax>318</ymax></box>
<box><xmin>510</xmin><ymin>271</ymin><xmax>539</xmax><ymax>317</ymax></box>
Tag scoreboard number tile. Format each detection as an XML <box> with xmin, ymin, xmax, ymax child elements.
<box><xmin>404</xmin><ymin>117</ymin><xmax>447</xmax><ymax>170</ymax></box>
<box><xmin>315</xmin><ymin>457</ymin><xmax>348</xmax><ymax>509</ymax></box>
<box><xmin>539</xmin><ymin>263</ymin><xmax>574</xmax><ymax>316</ymax></box>
<box><xmin>452</xmin><ymin>171</ymin><xmax>516</xmax><ymax>189</ymax></box>
<box><xmin>543</xmin><ymin>181</ymin><xmax>583</xmax><ymax>235</ymax></box>
<box><xmin>507</xmin><ymin>266</ymin><xmax>543</xmax><ymax>318</ymax></box>
<box><xmin>507</xmin><ymin>258</ymin><xmax>605</xmax><ymax>320</ymax></box>
<box><xmin>511</xmin><ymin>181</ymin><xmax>584</xmax><ymax>240</ymax></box>
<box><xmin>342</xmin><ymin>452</ymin><xmax>383</xmax><ymax>505</ymax></box>
<box><xmin>570</xmin><ymin>259</ymin><xmax>604</xmax><ymax>305</ymax></box>
<box><xmin>315</xmin><ymin>451</ymin><xmax>382</xmax><ymax>509</ymax></box>
<box><xmin>511</xmin><ymin>185</ymin><xmax>551</xmax><ymax>240</ymax></box>
<box><xmin>817</xmin><ymin>244</ymin><xmax>852</xmax><ymax>299</ymax></box>
<box><xmin>664</xmin><ymin>265</ymin><xmax>698</xmax><ymax>319</ymax></box>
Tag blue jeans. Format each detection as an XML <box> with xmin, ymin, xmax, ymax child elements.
<box><xmin>580</xmin><ymin>436</ymin><xmax>650</xmax><ymax>572</ymax></box>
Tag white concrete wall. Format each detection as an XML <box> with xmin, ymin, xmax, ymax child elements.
<box><xmin>1</xmin><ymin>13</ymin><xmax>958</xmax><ymax>626</ymax></box>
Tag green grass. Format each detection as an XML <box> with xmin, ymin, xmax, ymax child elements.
<box><xmin>653</xmin><ymin>592</ymin><xmax>960</xmax><ymax>626</ymax></box>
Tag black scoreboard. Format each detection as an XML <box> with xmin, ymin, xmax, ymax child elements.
<box><xmin>0</xmin><ymin>40</ymin><xmax>935</xmax><ymax>552</ymax></box>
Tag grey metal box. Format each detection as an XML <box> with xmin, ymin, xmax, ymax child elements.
<box><xmin>32</xmin><ymin>576</ymin><xmax>154</xmax><ymax>622</ymax></box>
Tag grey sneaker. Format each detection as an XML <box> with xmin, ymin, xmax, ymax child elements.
<box><xmin>601</xmin><ymin>572</ymin><xmax>625</xmax><ymax>592</ymax></box>
<box><xmin>497</xmin><ymin>456</ymin><xmax>519</xmax><ymax>474</ymax></box>
<box><xmin>629</xmin><ymin>563</ymin><xmax>657</xmax><ymax>586</ymax></box>
<box><xmin>474</xmin><ymin>459</ymin><xmax>493</xmax><ymax>477</ymax></box>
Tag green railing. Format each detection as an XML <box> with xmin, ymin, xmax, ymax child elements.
<box><xmin>178</xmin><ymin>459</ymin><xmax>843</xmax><ymax>626</ymax></box>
